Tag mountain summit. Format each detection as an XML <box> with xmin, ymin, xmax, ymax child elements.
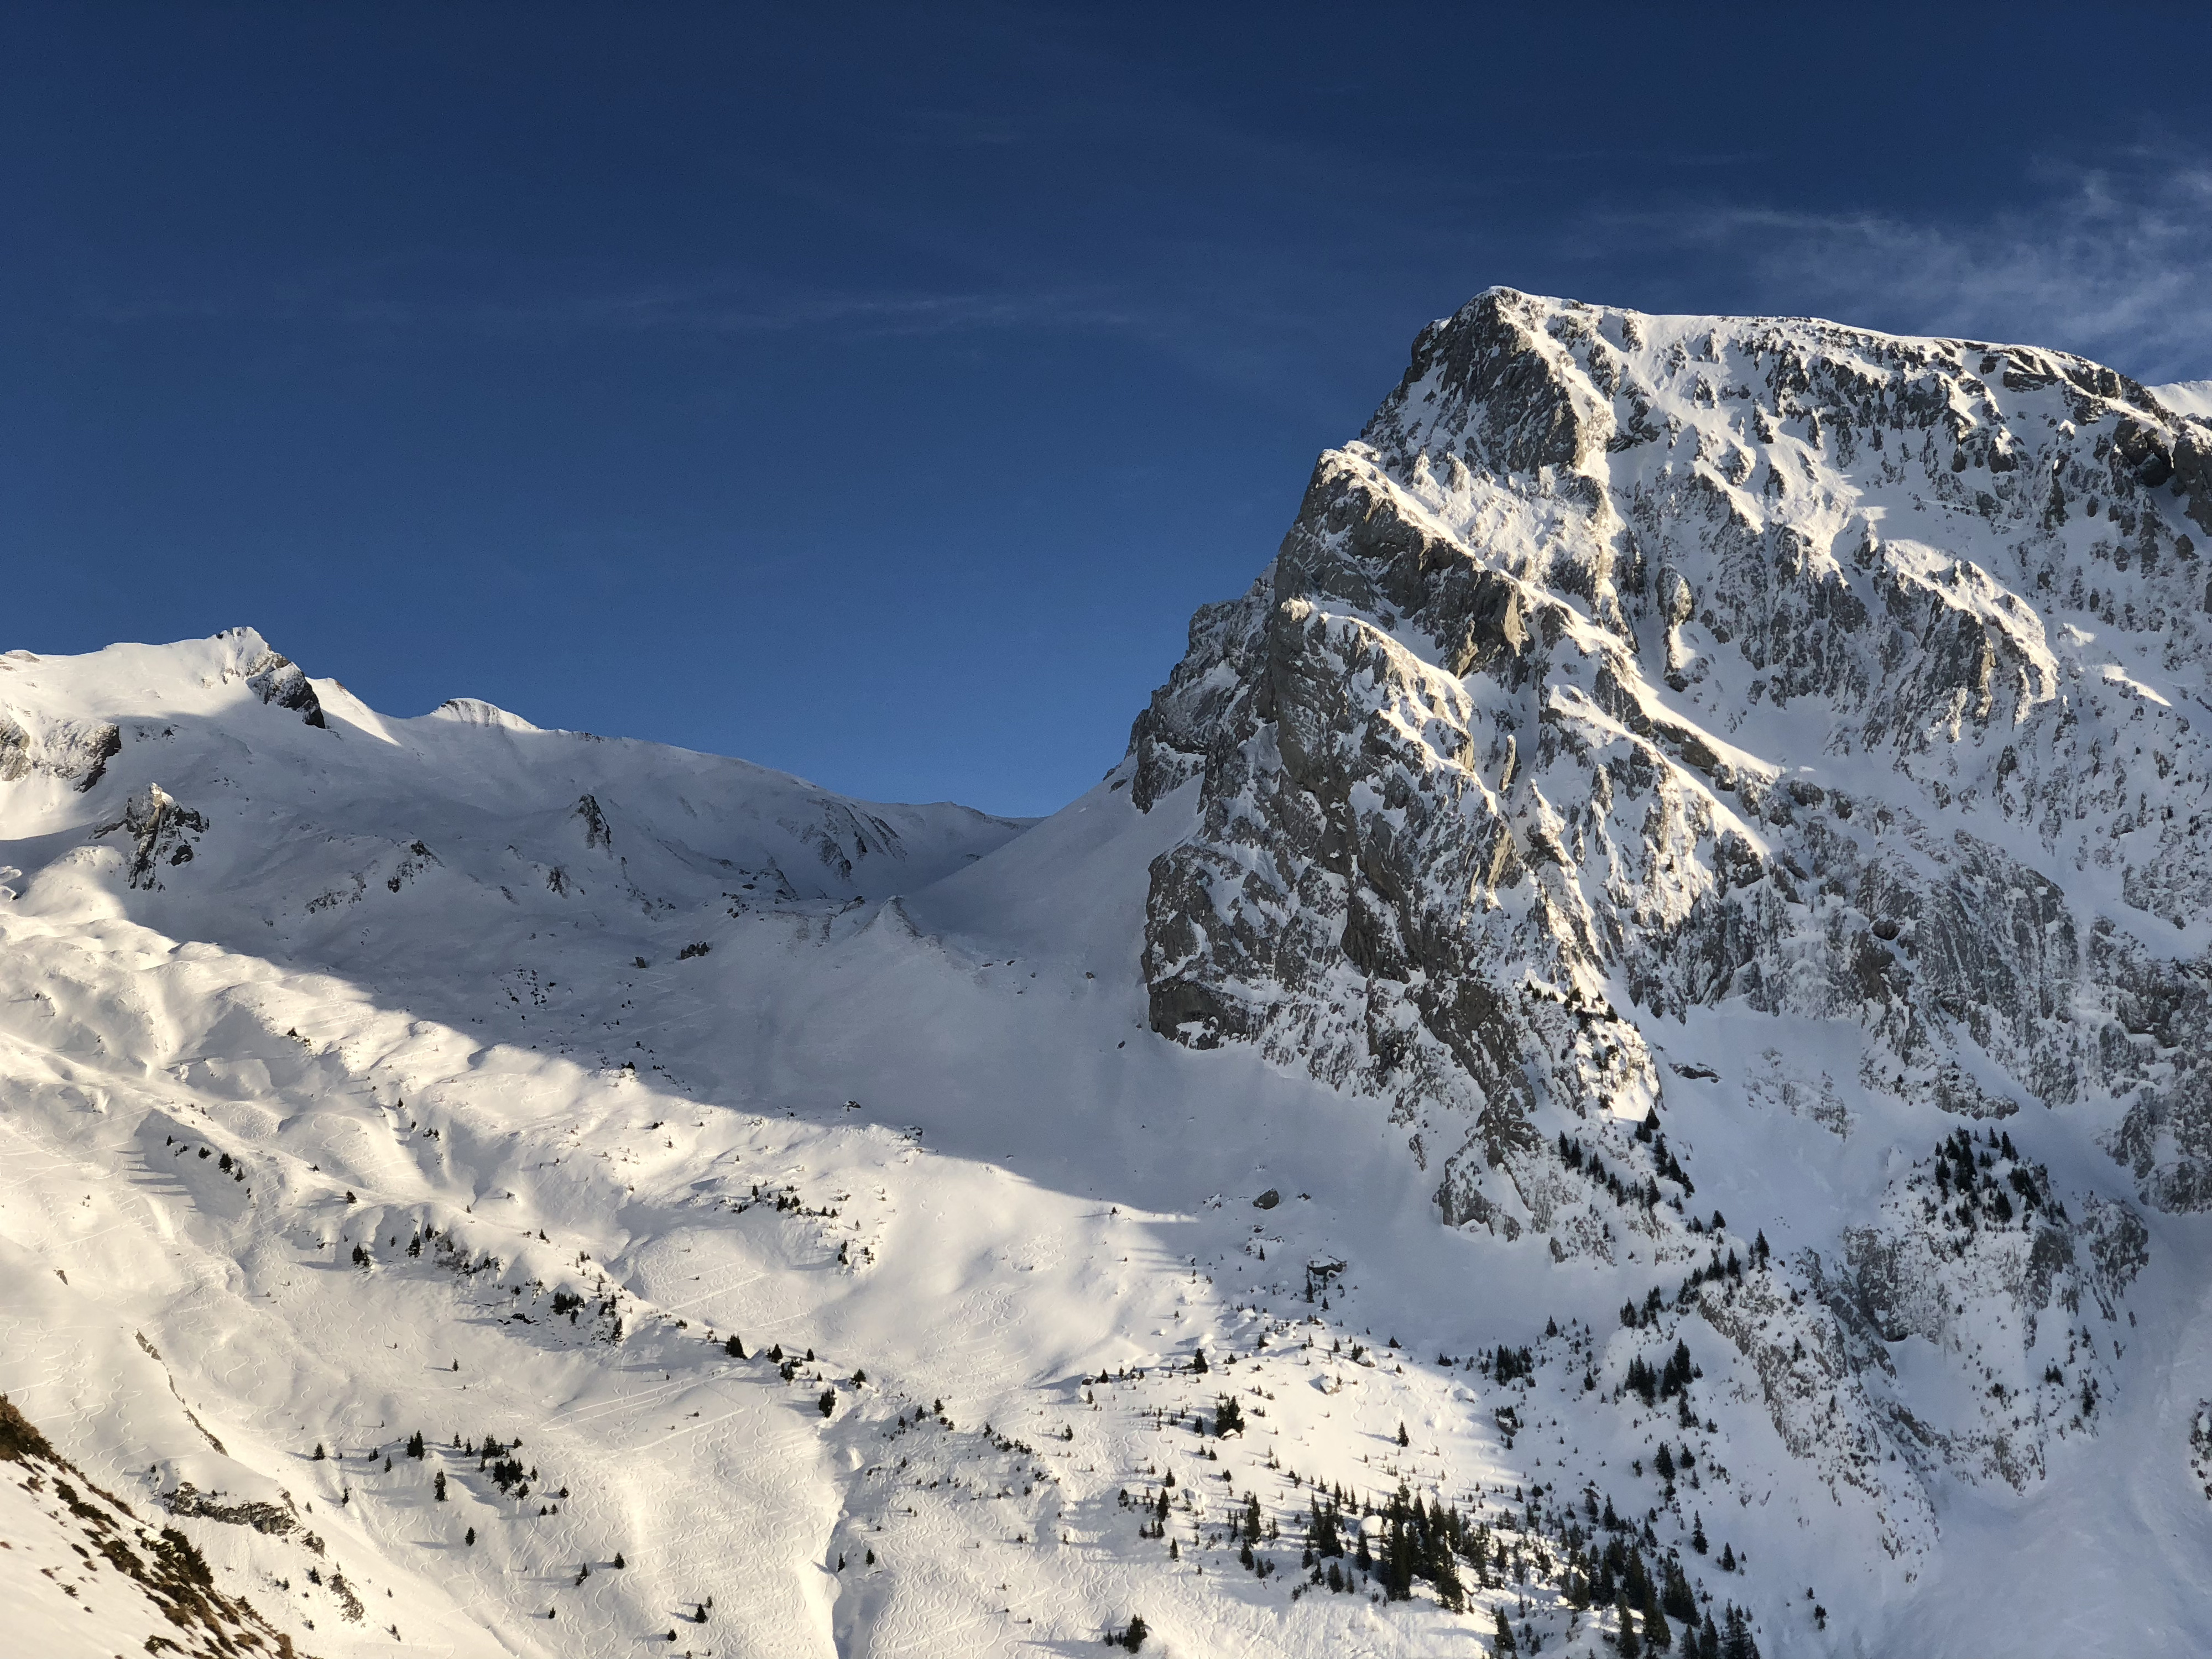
<box><xmin>6</xmin><ymin>294</ymin><xmax>2211</xmax><ymax>1657</ymax></box>
<box><xmin>1138</xmin><ymin>285</ymin><xmax>2212</xmax><ymax>1211</ymax></box>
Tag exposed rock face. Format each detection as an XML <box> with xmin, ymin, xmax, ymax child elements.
<box><xmin>0</xmin><ymin>711</ymin><xmax>121</xmax><ymax>790</ymax></box>
<box><xmin>1814</xmin><ymin>1129</ymin><xmax>2145</xmax><ymax>1488</ymax></box>
<box><xmin>233</xmin><ymin>638</ymin><xmax>326</xmax><ymax>727</ymax></box>
<box><xmin>1132</xmin><ymin>287</ymin><xmax>2212</xmax><ymax>1225</ymax></box>
<box><xmin>159</xmin><ymin>1481</ymin><xmax>299</xmax><ymax>1537</ymax></box>
<box><xmin>0</xmin><ymin>1394</ymin><xmax>294</xmax><ymax>1655</ymax></box>
<box><xmin>1124</xmin><ymin>286</ymin><xmax>2211</xmax><ymax>1526</ymax></box>
<box><xmin>97</xmin><ymin>784</ymin><xmax>208</xmax><ymax>889</ymax></box>
<box><xmin>575</xmin><ymin>792</ymin><xmax>615</xmax><ymax>849</ymax></box>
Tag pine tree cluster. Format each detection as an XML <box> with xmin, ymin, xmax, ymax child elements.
<box><xmin>1301</xmin><ymin>1480</ymin><xmax>1473</xmax><ymax>1610</ymax></box>
<box><xmin>1490</xmin><ymin>1345</ymin><xmax>1535</xmax><ymax>1384</ymax></box>
<box><xmin>1927</xmin><ymin>1127</ymin><xmax>2051</xmax><ymax>1233</ymax></box>
<box><xmin>1562</xmin><ymin>1534</ymin><xmax>1710</xmax><ymax>1652</ymax></box>
<box><xmin>1623</xmin><ymin>1340</ymin><xmax>1696</xmax><ymax>1406</ymax></box>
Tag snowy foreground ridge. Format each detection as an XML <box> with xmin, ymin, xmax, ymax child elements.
<box><xmin>6</xmin><ymin>292</ymin><xmax>2212</xmax><ymax>1658</ymax></box>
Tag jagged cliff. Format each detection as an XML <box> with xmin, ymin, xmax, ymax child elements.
<box><xmin>1128</xmin><ymin>288</ymin><xmax>2212</xmax><ymax>1521</ymax></box>
<box><xmin>1134</xmin><ymin>286</ymin><xmax>2212</xmax><ymax>1219</ymax></box>
<box><xmin>7</xmin><ymin>294</ymin><xmax>2211</xmax><ymax>1657</ymax></box>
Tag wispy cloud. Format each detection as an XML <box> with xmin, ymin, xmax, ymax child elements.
<box><xmin>1600</xmin><ymin>159</ymin><xmax>2212</xmax><ymax>384</ymax></box>
<box><xmin>495</xmin><ymin>280</ymin><xmax>1137</xmax><ymax>340</ymax></box>
<box><xmin>81</xmin><ymin>266</ymin><xmax>1139</xmax><ymax>344</ymax></box>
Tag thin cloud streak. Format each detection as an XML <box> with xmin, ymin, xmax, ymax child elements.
<box><xmin>79</xmin><ymin>271</ymin><xmax>1141</xmax><ymax>343</ymax></box>
<box><xmin>1594</xmin><ymin>160</ymin><xmax>2212</xmax><ymax>383</ymax></box>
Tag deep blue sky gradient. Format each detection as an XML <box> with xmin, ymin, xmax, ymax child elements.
<box><xmin>6</xmin><ymin>3</ymin><xmax>2208</xmax><ymax>814</ymax></box>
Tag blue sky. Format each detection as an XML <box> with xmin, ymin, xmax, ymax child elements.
<box><xmin>5</xmin><ymin>2</ymin><xmax>2208</xmax><ymax>816</ymax></box>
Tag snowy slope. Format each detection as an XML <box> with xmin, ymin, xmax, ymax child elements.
<box><xmin>2154</xmin><ymin>380</ymin><xmax>2212</xmax><ymax>421</ymax></box>
<box><xmin>6</xmin><ymin>291</ymin><xmax>2212</xmax><ymax>1659</ymax></box>
<box><xmin>3</xmin><ymin>633</ymin><xmax>1584</xmax><ymax>1658</ymax></box>
<box><xmin>1125</xmin><ymin>289</ymin><xmax>2212</xmax><ymax>1653</ymax></box>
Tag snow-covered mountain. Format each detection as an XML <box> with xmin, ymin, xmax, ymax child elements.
<box><xmin>7</xmin><ymin>291</ymin><xmax>2212</xmax><ymax>1659</ymax></box>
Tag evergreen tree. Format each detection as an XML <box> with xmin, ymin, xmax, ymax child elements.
<box><xmin>434</xmin><ymin>1470</ymin><xmax>447</xmax><ymax>1501</ymax></box>
<box><xmin>1661</xmin><ymin>1556</ymin><xmax>1695</xmax><ymax>1621</ymax></box>
<box><xmin>465</xmin><ymin>1526</ymin><xmax>474</xmax><ymax>1546</ymax></box>
<box><xmin>1623</xmin><ymin>1546</ymin><xmax>1651</xmax><ymax>1613</ymax></box>
<box><xmin>1431</xmin><ymin>1541</ymin><xmax>1466</xmax><ymax>1612</ymax></box>
<box><xmin>1121</xmin><ymin>1612</ymin><xmax>1149</xmax><ymax>1652</ymax></box>
<box><xmin>1192</xmin><ymin>1348</ymin><xmax>1209</xmax><ymax>1374</ymax></box>
<box><xmin>1618</xmin><ymin>1595</ymin><xmax>1642</xmax><ymax>1658</ymax></box>
<box><xmin>1383</xmin><ymin>1503</ymin><xmax>1415</xmax><ymax>1601</ymax></box>
<box><xmin>1691</xmin><ymin>1512</ymin><xmax>1707</xmax><ymax>1554</ymax></box>
<box><xmin>312</xmin><ymin>1442</ymin><xmax>326</xmax><ymax>1460</ymax></box>
<box><xmin>1718</xmin><ymin>1542</ymin><xmax>1735</xmax><ymax>1572</ymax></box>
<box><xmin>1397</xmin><ymin>1421</ymin><xmax>1410</xmax><ymax>1447</ymax></box>
<box><xmin>406</xmin><ymin>1431</ymin><xmax>425</xmax><ymax>1459</ymax></box>
<box><xmin>1697</xmin><ymin>1612</ymin><xmax>1720</xmax><ymax>1659</ymax></box>
<box><xmin>1492</xmin><ymin>1606</ymin><xmax>1519</xmax><ymax>1653</ymax></box>
<box><xmin>725</xmin><ymin>1334</ymin><xmax>745</xmax><ymax>1358</ymax></box>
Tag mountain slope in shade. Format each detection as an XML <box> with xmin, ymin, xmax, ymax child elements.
<box><xmin>5</xmin><ymin>293</ymin><xmax>2212</xmax><ymax>1658</ymax></box>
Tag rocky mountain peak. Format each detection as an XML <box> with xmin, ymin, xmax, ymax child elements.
<box><xmin>1128</xmin><ymin>289</ymin><xmax>2211</xmax><ymax>1512</ymax></box>
<box><xmin>5</xmin><ymin>291</ymin><xmax>2208</xmax><ymax>1657</ymax></box>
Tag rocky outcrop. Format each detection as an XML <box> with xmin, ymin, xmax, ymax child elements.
<box><xmin>0</xmin><ymin>711</ymin><xmax>27</xmax><ymax>782</ymax></box>
<box><xmin>97</xmin><ymin>784</ymin><xmax>208</xmax><ymax>889</ymax></box>
<box><xmin>1808</xmin><ymin>1130</ymin><xmax>2147</xmax><ymax>1489</ymax></box>
<box><xmin>0</xmin><ymin>1394</ymin><xmax>296</xmax><ymax>1655</ymax></box>
<box><xmin>1122</xmin><ymin>286</ymin><xmax>2208</xmax><ymax>1519</ymax></box>
<box><xmin>0</xmin><ymin>711</ymin><xmax>122</xmax><ymax>790</ymax></box>
<box><xmin>1131</xmin><ymin>288</ymin><xmax>2212</xmax><ymax>1230</ymax></box>
<box><xmin>159</xmin><ymin>1481</ymin><xmax>299</xmax><ymax>1537</ymax></box>
<box><xmin>575</xmin><ymin>793</ymin><xmax>614</xmax><ymax>849</ymax></box>
<box><xmin>237</xmin><ymin>643</ymin><xmax>326</xmax><ymax>727</ymax></box>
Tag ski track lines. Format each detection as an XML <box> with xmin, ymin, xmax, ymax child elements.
<box><xmin>21</xmin><ymin>622</ymin><xmax>2212</xmax><ymax>1652</ymax></box>
<box><xmin>6</xmin><ymin>916</ymin><xmax>1539</xmax><ymax>1659</ymax></box>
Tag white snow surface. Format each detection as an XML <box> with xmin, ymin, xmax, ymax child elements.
<box><xmin>4</xmin><ymin>290</ymin><xmax>2212</xmax><ymax>1658</ymax></box>
<box><xmin>2</xmin><ymin>629</ymin><xmax>1585</xmax><ymax>1658</ymax></box>
<box><xmin>2153</xmin><ymin>380</ymin><xmax>2212</xmax><ymax>421</ymax></box>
